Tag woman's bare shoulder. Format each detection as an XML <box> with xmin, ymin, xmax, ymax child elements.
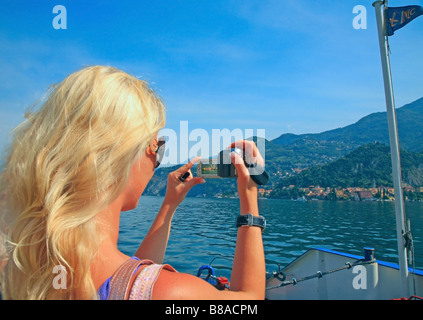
<box><xmin>152</xmin><ymin>268</ymin><xmax>219</xmax><ymax>300</ymax></box>
<box><xmin>152</xmin><ymin>268</ymin><xmax>258</xmax><ymax>300</ymax></box>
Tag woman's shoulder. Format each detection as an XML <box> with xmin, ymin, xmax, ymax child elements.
<box><xmin>152</xmin><ymin>268</ymin><xmax>262</xmax><ymax>300</ymax></box>
<box><xmin>152</xmin><ymin>268</ymin><xmax>218</xmax><ymax>300</ymax></box>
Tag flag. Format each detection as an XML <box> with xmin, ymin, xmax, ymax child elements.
<box><xmin>385</xmin><ymin>5</ymin><xmax>423</xmax><ymax>36</ymax></box>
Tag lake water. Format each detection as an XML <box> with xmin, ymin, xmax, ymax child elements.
<box><xmin>118</xmin><ymin>196</ymin><xmax>423</xmax><ymax>279</ymax></box>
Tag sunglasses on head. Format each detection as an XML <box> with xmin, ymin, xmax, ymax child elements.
<box><xmin>152</xmin><ymin>136</ymin><xmax>166</xmax><ymax>169</ymax></box>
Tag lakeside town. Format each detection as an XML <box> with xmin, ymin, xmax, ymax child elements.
<box><xmin>257</xmin><ymin>185</ymin><xmax>423</xmax><ymax>201</ymax></box>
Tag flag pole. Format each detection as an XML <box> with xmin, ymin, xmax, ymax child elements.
<box><xmin>372</xmin><ymin>0</ymin><xmax>410</xmax><ymax>298</ymax></box>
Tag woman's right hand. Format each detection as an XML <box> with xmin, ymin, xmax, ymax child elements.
<box><xmin>229</xmin><ymin>140</ymin><xmax>264</xmax><ymax>215</ymax></box>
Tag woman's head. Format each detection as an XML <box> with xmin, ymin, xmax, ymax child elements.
<box><xmin>0</xmin><ymin>66</ymin><xmax>166</xmax><ymax>299</ymax></box>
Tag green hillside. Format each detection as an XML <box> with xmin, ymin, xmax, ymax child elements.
<box><xmin>270</xmin><ymin>142</ymin><xmax>423</xmax><ymax>194</ymax></box>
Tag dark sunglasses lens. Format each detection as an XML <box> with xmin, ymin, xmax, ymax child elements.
<box><xmin>155</xmin><ymin>139</ymin><xmax>165</xmax><ymax>168</ymax></box>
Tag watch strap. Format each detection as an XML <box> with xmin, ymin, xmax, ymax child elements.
<box><xmin>236</xmin><ymin>214</ymin><xmax>266</xmax><ymax>231</ymax></box>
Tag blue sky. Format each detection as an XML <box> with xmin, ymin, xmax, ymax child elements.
<box><xmin>1</xmin><ymin>0</ymin><xmax>422</xmax><ymax>156</ymax></box>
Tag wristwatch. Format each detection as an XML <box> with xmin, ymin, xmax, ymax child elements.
<box><xmin>236</xmin><ymin>213</ymin><xmax>266</xmax><ymax>231</ymax></box>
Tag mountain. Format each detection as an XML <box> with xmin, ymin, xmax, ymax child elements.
<box><xmin>270</xmin><ymin>142</ymin><xmax>423</xmax><ymax>195</ymax></box>
<box><xmin>262</xmin><ymin>97</ymin><xmax>423</xmax><ymax>178</ymax></box>
<box><xmin>272</xmin><ymin>97</ymin><xmax>423</xmax><ymax>153</ymax></box>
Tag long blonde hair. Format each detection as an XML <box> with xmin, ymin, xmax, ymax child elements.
<box><xmin>0</xmin><ymin>66</ymin><xmax>165</xmax><ymax>299</ymax></box>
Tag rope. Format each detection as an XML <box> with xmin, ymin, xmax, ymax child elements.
<box><xmin>208</xmin><ymin>256</ymin><xmax>233</xmax><ymax>266</ymax></box>
<box><xmin>266</xmin><ymin>258</ymin><xmax>376</xmax><ymax>291</ymax></box>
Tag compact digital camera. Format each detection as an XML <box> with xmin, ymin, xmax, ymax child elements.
<box><xmin>196</xmin><ymin>148</ymin><xmax>269</xmax><ymax>185</ymax></box>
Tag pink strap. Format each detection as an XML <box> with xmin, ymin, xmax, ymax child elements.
<box><xmin>108</xmin><ymin>258</ymin><xmax>176</xmax><ymax>300</ymax></box>
<box><xmin>108</xmin><ymin>259</ymin><xmax>153</xmax><ymax>300</ymax></box>
<box><xmin>129</xmin><ymin>264</ymin><xmax>176</xmax><ymax>300</ymax></box>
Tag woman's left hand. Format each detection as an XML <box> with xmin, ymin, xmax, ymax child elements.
<box><xmin>163</xmin><ymin>156</ymin><xmax>205</xmax><ymax>208</ymax></box>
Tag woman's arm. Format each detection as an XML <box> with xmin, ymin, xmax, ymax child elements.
<box><xmin>227</xmin><ymin>141</ymin><xmax>265</xmax><ymax>298</ymax></box>
<box><xmin>134</xmin><ymin>157</ymin><xmax>205</xmax><ymax>263</ymax></box>
<box><xmin>133</xmin><ymin>200</ymin><xmax>177</xmax><ymax>264</ymax></box>
<box><xmin>153</xmin><ymin>140</ymin><xmax>266</xmax><ymax>300</ymax></box>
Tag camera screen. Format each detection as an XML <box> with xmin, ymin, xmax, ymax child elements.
<box><xmin>199</xmin><ymin>163</ymin><xmax>218</xmax><ymax>175</ymax></box>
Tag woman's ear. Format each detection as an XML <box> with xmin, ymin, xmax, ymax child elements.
<box><xmin>148</xmin><ymin>137</ymin><xmax>159</xmax><ymax>153</ymax></box>
<box><xmin>146</xmin><ymin>144</ymin><xmax>156</xmax><ymax>156</ymax></box>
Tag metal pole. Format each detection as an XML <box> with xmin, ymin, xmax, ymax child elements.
<box><xmin>372</xmin><ymin>0</ymin><xmax>409</xmax><ymax>297</ymax></box>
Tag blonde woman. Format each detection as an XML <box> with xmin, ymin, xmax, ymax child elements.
<box><xmin>0</xmin><ymin>66</ymin><xmax>265</xmax><ymax>300</ymax></box>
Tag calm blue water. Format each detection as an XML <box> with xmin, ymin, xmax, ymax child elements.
<box><xmin>118</xmin><ymin>196</ymin><xmax>423</xmax><ymax>279</ymax></box>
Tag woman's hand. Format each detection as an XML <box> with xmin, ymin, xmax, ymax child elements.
<box><xmin>163</xmin><ymin>156</ymin><xmax>205</xmax><ymax>208</ymax></box>
<box><xmin>230</xmin><ymin>140</ymin><xmax>264</xmax><ymax>215</ymax></box>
